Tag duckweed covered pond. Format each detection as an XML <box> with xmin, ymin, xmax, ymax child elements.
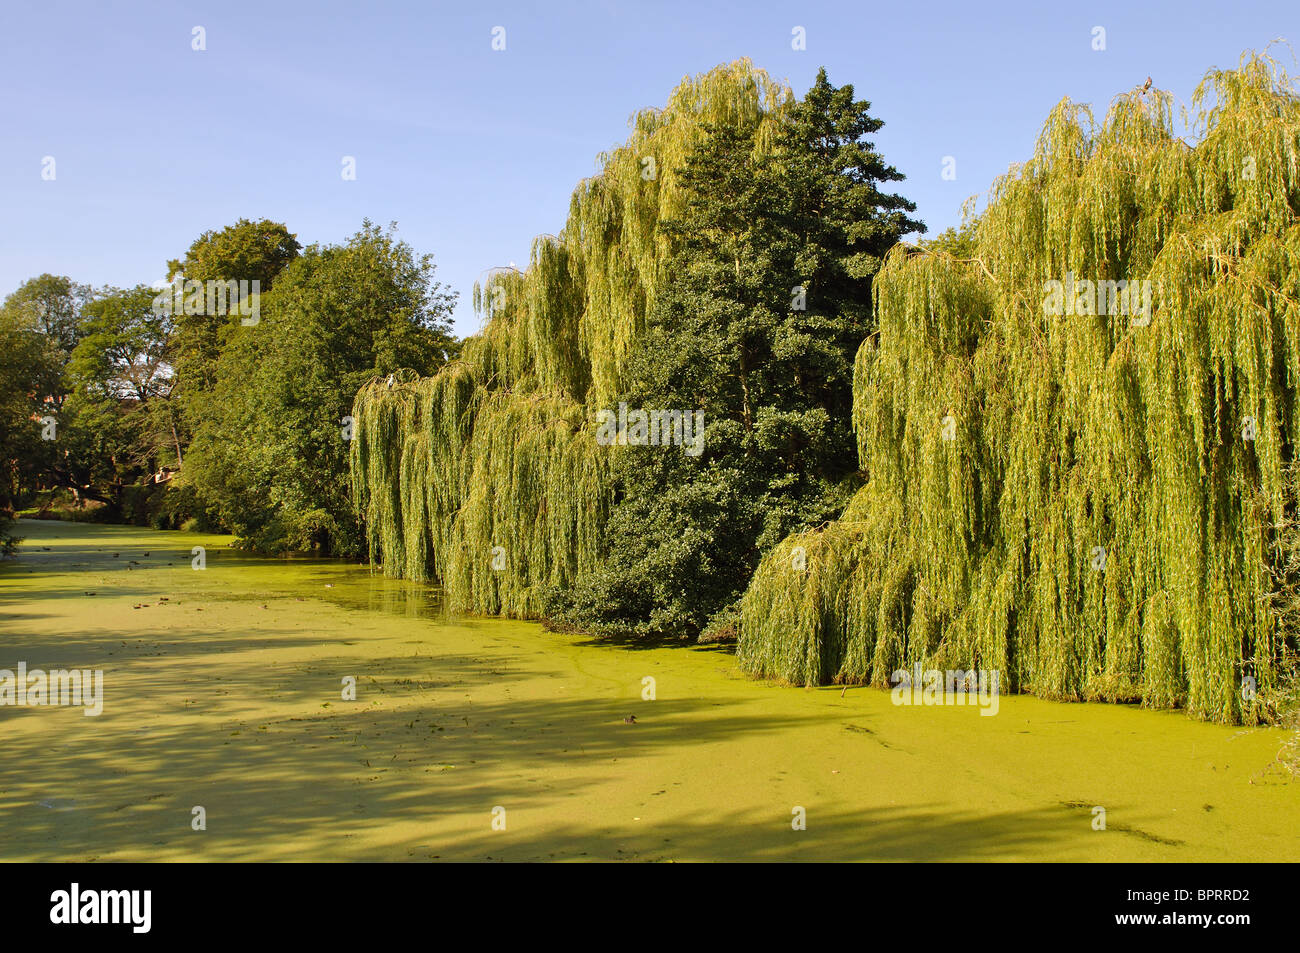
<box><xmin>1</xmin><ymin>520</ymin><xmax>1295</xmax><ymax>861</ymax></box>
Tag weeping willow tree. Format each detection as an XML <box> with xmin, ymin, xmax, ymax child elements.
<box><xmin>350</xmin><ymin>61</ymin><xmax>791</xmax><ymax>616</ymax></box>
<box><xmin>738</xmin><ymin>52</ymin><xmax>1300</xmax><ymax>725</ymax></box>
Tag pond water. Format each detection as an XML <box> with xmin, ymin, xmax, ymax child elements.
<box><xmin>0</xmin><ymin>519</ymin><xmax>1295</xmax><ymax>861</ymax></box>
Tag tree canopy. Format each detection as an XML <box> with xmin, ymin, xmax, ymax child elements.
<box><xmin>551</xmin><ymin>68</ymin><xmax>924</xmax><ymax>639</ymax></box>
<box><xmin>188</xmin><ymin>221</ymin><xmax>457</xmax><ymax>553</ymax></box>
<box><xmin>737</xmin><ymin>52</ymin><xmax>1300</xmax><ymax>726</ymax></box>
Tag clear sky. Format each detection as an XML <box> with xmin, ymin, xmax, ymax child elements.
<box><xmin>1</xmin><ymin>0</ymin><xmax>1295</xmax><ymax>333</ymax></box>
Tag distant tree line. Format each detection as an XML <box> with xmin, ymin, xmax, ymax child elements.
<box><xmin>0</xmin><ymin>219</ymin><xmax>457</xmax><ymax>556</ymax></box>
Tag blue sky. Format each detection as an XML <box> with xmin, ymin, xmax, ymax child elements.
<box><xmin>1</xmin><ymin>0</ymin><xmax>1295</xmax><ymax>333</ymax></box>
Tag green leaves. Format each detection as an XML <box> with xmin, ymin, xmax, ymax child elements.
<box><xmin>738</xmin><ymin>52</ymin><xmax>1300</xmax><ymax>726</ymax></box>
<box><xmin>169</xmin><ymin>219</ymin><xmax>302</xmax><ymax>424</ymax></box>
<box><xmin>188</xmin><ymin>222</ymin><xmax>457</xmax><ymax>555</ymax></box>
<box><xmin>554</xmin><ymin>69</ymin><xmax>920</xmax><ymax>640</ymax></box>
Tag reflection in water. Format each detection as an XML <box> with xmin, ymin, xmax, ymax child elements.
<box><xmin>158</xmin><ymin>546</ymin><xmax>448</xmax><ymax>622</ymax></box>
<box><xmin>350</xmin><ymin>573</ymin><xmax>446</xmax><ymax>620</ymax></box>
<box><xmin>276</xmin><ymin>562</ymin><xmax>448</xmax><ymax>621</ymax></box>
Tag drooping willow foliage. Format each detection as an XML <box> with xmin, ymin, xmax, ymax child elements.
<box><xmin>738</xmin><ymin>53</ymin><xmax>1300</xmax><ymax>725</ymax></box>
<box><xmin>351</xmin><ymin>61</ymin><xmax>792</xmax><ymax>615</ymax></box>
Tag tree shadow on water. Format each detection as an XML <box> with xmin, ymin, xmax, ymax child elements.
<box><xmin>0</xmin><ymin>686</ymin><xmax>851</xmax><ymax>861</ymax></box>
